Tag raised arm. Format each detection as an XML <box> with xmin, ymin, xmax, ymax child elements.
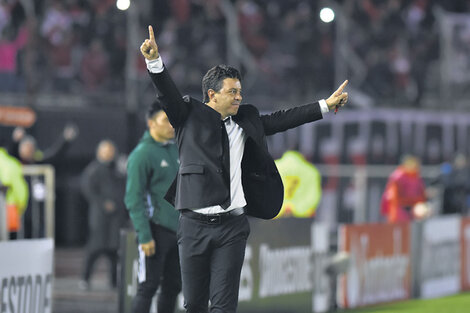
<box><xmin>261</xmin><ymin>80</ymin><xmax>349</xmax><ymax>135</ymax></box>
<box><xmin>140</xmin><ymin>25</ymin><xmax>190</xmax><ymax>127</ymax></box>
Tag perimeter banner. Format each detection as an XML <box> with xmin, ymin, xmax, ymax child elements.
<box><xmin>238</xmin><ymin>219</ymin><xmax>331</xmax><ymax>313</ymax></box>
<box><xmin>120</xmin><ymin>219</ymin><xmax>331</xmax><ymax>313</ymax></box>
<box><xmin>461</xmin><ymin>217</ymin><xmax>470</xmax><ymax>291</ymax></box>
<box><xmin>336</xmin><ymin>223</ymin><xmax>411</xmax><ymax>308</ymax></box>
<box><xmin>418</xmin><ymin>216</ymin><xmax>461</xmax><ymax>299</ymax></box>
<box><xmin>0</xmin><ymin>239</ymin><xmax>54</xmax><ymax>313</ymax></box>
<box><xmin>0</xmin><ymin>106</ymin><xmax>36</xmax><ymax>127</ymax></box>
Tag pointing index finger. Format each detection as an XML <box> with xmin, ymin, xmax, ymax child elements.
<box><xmin>148</xmin><ymin>25</ymin><xmax>155</xmax><ymax>42</ymax></box>
<box><xmin>335</xmin><ymin>80</ymin><xmax>349</xmax><ymax>95</ymax></box>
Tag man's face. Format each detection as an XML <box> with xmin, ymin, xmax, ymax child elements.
<box><xmin>19</xmin><ymin>141</ymin><xmax>35</xmax><ymax>162</ymax></box>
<box><xmin>210</xmin><ymin>78</ymin><xmax>242</xmax><ymax>119</ymax></box>
<box><xmin>98</xmin><ymin>142</ymin><xmax>116</xmax><ymax>163</ymax></box>
<box><xmin>403</xmin><ymin>157</ymin><xmax>420</xmax><ymax>173</ymax></box>
<box><xmin>149</xmin><ymin>110</ymin><xmax>174</xmax><ymax>141</ymax></box>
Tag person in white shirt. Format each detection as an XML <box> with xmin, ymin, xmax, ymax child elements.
<box><xmin>140</xmin><ymin>25</ymin><xmax>348</xmax><ymax>313</ymax></box>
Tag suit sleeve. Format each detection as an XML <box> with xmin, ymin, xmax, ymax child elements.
<box><xmin>148</xmin><ymin>67</ymin><xmax>190</xmax><ymax>128</ymax></box>
<box><xmin>260</xmin><ymin>102</ymin><xmax>323</xmax><ymax>136</ymax></box>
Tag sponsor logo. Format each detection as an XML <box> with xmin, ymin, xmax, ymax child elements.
<box><xmin>341</xmin><ymin>226</ymin><xmax>410</xmax><ymax>308</ymax></box>
<box><xmin>0</xmin><ymin>274</ymin><xmax>52</xmax><ymax>313</ymax></box>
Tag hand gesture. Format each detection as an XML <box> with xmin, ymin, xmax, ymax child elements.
<box><xmin>140</xmin><ymin>25</ymin><xmax>159</xmax><ymax>60</ymax></box>
<box><xmin>104</xmin><ymin>200</ymin><xmax>116</xmax><ymax>213</ymax></box>
<box><xmin>139</xmin><ymin>239</ymin><xmax>156</xmax><ymax>257</ymax></box>
<box><xmin>63</xmin><ymin>123</ymin><xmax>79</xmax><ymax>141</ymax></box>
<box><xmin>12</xmin><ymin>127</ymin><xmax>25</xmax><ymax>142</ymax></box>
<box><xmin>326</xmin><ymin>80</ymin><xmax>349</xmax><ymax>112</ymax></box>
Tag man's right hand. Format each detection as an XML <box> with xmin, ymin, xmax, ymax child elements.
<box><xmin>140</xmin><ymin>25</ymin><xmax>159</xmax><ymax>60</ymax></box>
<box><xmin>63</xmin><ymin>123</ymin><xmax>79</xmax><ymax>141</ymax></box>
<box><xmin>12</xmin><ymin>127</ymin><xmax>25</xmax><ymax>142</ymax></box>
<box><xmin>139</xmin><ymin>239</ymin><xmax>156</xmax><ymax>256</ymax></box>
<box><xmin>326</xmin><ymin>80</ymin><xmax>349</xmax><ymax>111</ymax></box>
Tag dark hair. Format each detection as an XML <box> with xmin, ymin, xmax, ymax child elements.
<box><xmin>201</xmin><ymin>65</ymin><xmax>242</xmax><ymax>103</ymax></box>
<box><xmin>146</xmin><ymin>95</ymin><xmax>167</xmax><ymax>120</ymax></box>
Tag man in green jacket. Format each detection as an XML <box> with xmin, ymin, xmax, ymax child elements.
<box><xmin>125</xmin><ymin>97</ymin><xmax>181</xmax><ymax>313</ymax></box>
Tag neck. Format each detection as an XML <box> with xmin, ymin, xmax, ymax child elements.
<box><xmin>206</xmin><ymin>101</ymin><xmax>229</xmax><ymax>120</ymax></box>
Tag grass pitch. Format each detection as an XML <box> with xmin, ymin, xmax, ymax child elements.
<box><xmin>342</xmin><ymin>293</ymin><xmax>470</xmax><ymax>313</ymax></box>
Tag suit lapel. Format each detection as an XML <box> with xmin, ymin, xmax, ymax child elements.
<box><xmin>233</xmin><ymin>107</ymin><xmax>257</xmax><ymax>139</ymax></box>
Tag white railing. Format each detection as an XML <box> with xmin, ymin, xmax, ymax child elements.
<box><xmin>314</xmin><ymin>164</ymin><xmax>440</xmax><ymax>226</ymax></box>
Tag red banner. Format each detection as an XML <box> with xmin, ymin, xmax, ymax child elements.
<box><xmin>337</xmin><ymin>223</ymin><xmax>411</xmax><ymax>308</ymax></box>
<box><xmin>0</xmin><ymin>106</ymin><xmax>36</xmax><ymax>127</ymax></box>
<box><xmin>461</xmin><ymin>218</ymin><xmax>470</xmax><ymax>291</ymax></box>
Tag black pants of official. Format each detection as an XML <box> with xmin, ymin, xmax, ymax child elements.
<box><xmin>132</xmin><ymin>223</ymin><xmax>182</xmax><ymax>313</ymax></box>
<box><xmin>177</xmin><ymin>213</ymin><xmax>250</xmax><ymax>313</ymax></box>
<box><xmin>82</xmin><ymin>248</ymin><xmax>118</xmax><ymax>287</ymax></box>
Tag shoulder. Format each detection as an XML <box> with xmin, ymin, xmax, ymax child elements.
<box><xmin>183</xmin><ymin>95</ymin><xmax>207</xmax><ymax>109</ymax></box>
<box><xmin>83</xmin><ymin>160</ymin><xmax>101</xmax><ymax>178</ymax></box>
<box><xmin>128</xmin><ymin>143</ymin><xmax>153</xmax><ymax>164</ymax></box>
<box><xmin>183</xmin><ymin>95</ymin><xmax>191</xmax><ymax>103</ymax></box>
<box><xmin>239</xmin><ymin>104</ymin><xmax>259</xmax><ymax>114</ymax></box>
<box><xmin>390</xmin><ymin>168</ymin><xmax>406</xmax><ymax>181</ymax></box>
<box><xmin>237</xmin><ymin>104</ymin><xmax>260</xmax><ymax>118</ymax></box>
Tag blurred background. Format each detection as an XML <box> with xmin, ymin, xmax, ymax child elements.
<box><xmin>1</xmin><ymin>0</ymin><xmax>470</xmax><ymax>312</ymax></box>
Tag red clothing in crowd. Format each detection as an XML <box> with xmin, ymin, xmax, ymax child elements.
<box><xmin>0</xmin><ymin>26</ymin><xmax>28</xmax><ymax>73</ymax></box>
<box><xmin>381</xmin><ymin>166</ymin><xmax>426</xmax><ymax>223</ymax></box>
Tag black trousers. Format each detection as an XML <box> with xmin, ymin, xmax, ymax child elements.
<box><xmin>132</xmin><ymin>223</ymin><xmax>182</xmax><ymax>313</ymax></box>
<box><xmin>82</xmin><ymin>248</ymin><xmax>118</xmax><ymax>287</ymax></box>
<box><xmin>177</xmin><ymin>213</ymin><xmax>250</xmax><ymax>313</ymax></box>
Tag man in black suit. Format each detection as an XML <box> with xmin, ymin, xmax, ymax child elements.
<box><xmin>140</xmin><ymin>26</ymin><xmax>348</xmax><ymax>313</ymax></box>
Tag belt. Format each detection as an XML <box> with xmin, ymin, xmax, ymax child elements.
<box><xmin>181</xmin><ymin>207</ymin><xmax>245</xmax><ymax>225</ymax></box>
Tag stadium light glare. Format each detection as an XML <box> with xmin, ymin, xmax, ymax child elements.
<box><xmin>319</xmin><ymin>7</ymin><xmax>335</xmax><ymax>23</ymax></box>
<box><xmin>116</xmin><ymin>0</ymin><xmax>130</xmax><ymax>11</ymax></box>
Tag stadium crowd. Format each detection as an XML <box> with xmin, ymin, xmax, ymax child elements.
<box><xmin>1</xmin><ymin>0</ymin><xmax>470</xmax><ymax>108</ymax></box>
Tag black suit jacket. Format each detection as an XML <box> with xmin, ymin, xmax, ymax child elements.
<box><xmin>150</xmin><ymin>67</ymin><xmax>323</xmax><ymax>219</ymax></box>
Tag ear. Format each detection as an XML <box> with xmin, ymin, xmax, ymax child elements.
<box><xmin>208</xmin><ymin>89</ymin><xmax>216</xmax><ymax>102</ymax></box>
<box><xmin>147</xmin><ymin>119</ymin><xmax>153</xmax><ymax>129</ymax></box>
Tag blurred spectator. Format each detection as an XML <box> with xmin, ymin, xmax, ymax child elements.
<box><xmin>238</xmin><ymin>0</ymin><xmax>268</xmax><ymax>58</ymax></box>
<box><xmin>80</xmin><ymin>39</ymin><xmax>109</xmax><ymax>91</ymax></box>
<box><xmin>7</xmin><ymin>124</ymin><xmax>77</xmax><ymax>238</ymax></box>
<box><xmin>124</xmin><ymin>98</ymin><xmax>181</xmax><ymax>313</ymax></box>
<box><xmin>274</xmin><ymin>150</ymin><xmax>322</xmax><ymax>218</ymax></box>
<box><xmin>380</xmin><ymin>155</ymin><xmax>429</xmax><ymax>223</ymax></box>
<box><xmin>40</xmin><ymin>1</ymin><xmax>72</xmax><ymax>47</ymax></box>
<box><xmin>0</xmin><ymin>135</ymin><xmax>29</xmax><ymax>239</ymax></box>
<box><xmin>439</xmin><ymin>153</ymin><xmax>470</xmax><ymax>215</ymax></box>
<box><xmin>0</xmin><ymin>0</ymin><xmax>467</xmax><ymax>108</ymax></box>
<box><xmin>0</xmin><ymin>10</ymin><xmax>28</xmax><ymax>92</ymax></box>
<box><xmin>8</xmin><ymin>123</ymin><xmax>78</xmax><ymax>164</ymax></box>
<box><xmin>79</xmin><ymin>139</ymin><xmax>126</xmax><ymax>290</ymax></box>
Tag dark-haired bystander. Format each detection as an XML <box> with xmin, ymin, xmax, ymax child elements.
<box><xmin>124</xmin><ymin>97</ymin><xmax>181</xmax><ymax>313</ymax></box>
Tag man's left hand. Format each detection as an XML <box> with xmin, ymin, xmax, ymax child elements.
<box><xmin>63</xmin><ymin>123</ymin><xmax>79</xmax><ymax>141</ymax></box>
<box><xmin>326</xmin><ymin>80</ymin><xmax>349</xmax><ymax>111</ymax></box>
<box><xmin>104</xmin><ymin>200</ymin><xmax>116</xmax><ymax>213</ymax></box>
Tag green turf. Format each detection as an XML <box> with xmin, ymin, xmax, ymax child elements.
<box><xmin>339</xmin><ymin>293</ymin><xmax>470</xmax><ymax>313</ymax></box>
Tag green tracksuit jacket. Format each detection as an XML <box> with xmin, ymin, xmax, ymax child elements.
<box><xmin>124</xmin><ymin>131</ymin><xmax>179</xmax><ymax>244</ymax></box>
